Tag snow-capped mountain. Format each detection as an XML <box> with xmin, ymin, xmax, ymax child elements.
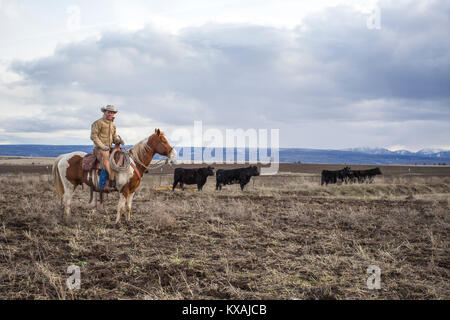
<box><xmin>392</xmin><ymin>150</ymin><xmax>414</xmax><ymax>155</ymax></box>
<box><xmin>417</xmin><ymin>148</ymin><xmax>445</xmax><ymax>155</ymax></box>
<box><xmin>434</xmin><ymin>150</ymin><xmax>450</xmax><ymax>158</ymax></box>
<box><xmin>343</xmin><ymin>147</ymin><xmax>393</xmax><ymax>155</ymax></box>
<box><xmin>343</xmin><ymin>147</ymin><xmax>450</xmax><ymax>157</ymax></box>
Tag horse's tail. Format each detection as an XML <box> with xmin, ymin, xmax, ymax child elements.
<box><xmin>52</xmin><ymin>155</ymin><xmax>65</xmax><ymax>200</ymax></box>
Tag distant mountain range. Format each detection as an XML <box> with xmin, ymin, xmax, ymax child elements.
<box><xmin>342</xmin><ymin>147</ymin><xmax>450</xmax><ymax>158</ymax></box>
<box><xmin>278</xmin><ymin>147</ymin><xmax>450</xmax><ymax>165</ymax></box>
<box><xmin>0</xmin><ymin>145</ymin><xmax>449</xmax><ymax>165</ymax></box>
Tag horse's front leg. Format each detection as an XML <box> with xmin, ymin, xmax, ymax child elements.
<box><xmin>126</xmin><ymin>192</ymin><xmax>135</xmax><ymax>222</ymax></box>
<box><xmin>115</xmin><ymin>192</ymin><xmax>127</xmax><ymax>224</ymax></box>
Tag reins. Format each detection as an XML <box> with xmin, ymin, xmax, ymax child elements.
<box><xmin>130</xmin><ymin>149</ymin><xmax>170</xmax><ymax>171</ymax></box>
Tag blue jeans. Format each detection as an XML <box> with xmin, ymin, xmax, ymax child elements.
<box><xmin>99</xmin><ymin>168</ymin><xmax>109</xmax><ymax>189</ymax></box>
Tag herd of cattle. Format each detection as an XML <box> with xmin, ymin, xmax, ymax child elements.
<box><xmin>173</xmin><ymin>165</ymin><xmax>260</xmax><ymax>191</ymax></box>
<box><xmin>321</xmin><ymin>167</ymin><xmax>382</xmax><ymax>185</ymax></box>
<box><xmin>170</xmin><ymin>165</ymin><xmax>382</xmax><ymax>190</ymax></box>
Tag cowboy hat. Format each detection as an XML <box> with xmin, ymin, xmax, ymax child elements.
<box><xmin>101</xmin><ymin>105</ymin><xmax>118</xmax><ymax>113</ymax></box>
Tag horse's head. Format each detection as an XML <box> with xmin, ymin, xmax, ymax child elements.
<box><xmin>148</xmin><ymin>129</ymin><xmax>177</xmax><ymax>164</ymax></box>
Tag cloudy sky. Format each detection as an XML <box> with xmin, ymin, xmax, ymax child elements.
<box><xmin>0</xmin><ymin>0</ymin><xmax>449</xmax><ymax>150</ymax></box>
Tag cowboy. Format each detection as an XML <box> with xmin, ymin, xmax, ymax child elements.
<box><xmin>90</xmin><ymin>105</ymin><xmax>125</xmax><ymax>189</ymax></box>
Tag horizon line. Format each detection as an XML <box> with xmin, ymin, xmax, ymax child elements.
<box><xmin>0</xmin><ymin>144</ymin><xmax>449</xmax><ymax>153</ymax></box>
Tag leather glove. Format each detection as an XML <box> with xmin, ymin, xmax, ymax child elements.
<box><xmin>101</xmin><ymin>145</ymin><xmax>110</xmax><ymax>151</ymax></box>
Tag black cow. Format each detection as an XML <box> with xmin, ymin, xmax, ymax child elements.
<box><xmin>321</xmin><ymin>170</ymin><xmax>336</xmax><ymax>185</ymax></box>
<box><xmin>351</xmin><ymin>167</ymin><xmax>382</xmax><ymax>183</ymax></box>
<box><xmin>172</xmin><ymin>166</ymin><xmax>214</xmax><ymax>191</ymax></box>
<box><xmin>321</xmin><ymin>167</ymin><xmax>351</xmax><ymax>185</ymax></box>
<box><xmin>216</xmin><ymin>165</ymin><xmax>260</xmax><ymax>191</ymax></box>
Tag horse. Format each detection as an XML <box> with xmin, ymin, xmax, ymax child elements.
<box><xmin>52</xmin><ymin>129</ymin><xmax>177</xmax><ymax>224</ymax></box>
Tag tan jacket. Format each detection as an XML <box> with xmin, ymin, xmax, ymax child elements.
<box><xmin>90</xmin><ymin>116</ymin><xmax>120</xmax><ymax>149</ymax></box>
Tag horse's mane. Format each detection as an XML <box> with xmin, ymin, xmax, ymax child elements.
<box><xmin>129</xmin><ymin>137</ymin><xmax>152</xmax><ymax>165</ymax></box>
<box><xmin>129</xmin><ymin>131</ymin><xmax>165</xmax><ymax>165</ymax></box>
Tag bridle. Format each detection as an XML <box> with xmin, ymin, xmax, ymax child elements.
<box><xmin>127</xmin><ymin>141</ymin><xmax>173</xmax><ymax>174</ymax></box>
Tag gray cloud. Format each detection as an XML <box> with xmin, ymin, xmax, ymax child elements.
<box><xmin>5</xmin><ymin>0</ymin><xmax>450</xmax><ymax>148</ymax></box>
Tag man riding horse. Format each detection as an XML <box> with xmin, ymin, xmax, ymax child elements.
<box><xmin>90</xmin><ymin>105</ymin><xmax>125</xmax><ymax>190</ymax></box>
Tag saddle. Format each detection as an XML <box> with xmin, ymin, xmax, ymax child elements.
<box><xmin>82</xmin><ymin>153</ymin><xmax>103</xmax><ymax>195</ymax></box>
<box><xmin>82</xmin><ymin>147</ymin><xmax>124</xmax><ymax>200</ymax></box>
<box><xmin>82</xmin><ymin>153</ymin><xmax>98</xmax><ymax>171</ymax></box>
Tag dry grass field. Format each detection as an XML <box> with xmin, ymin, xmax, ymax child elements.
<box><xmin>0</xmin><ymin>160</ymin><xmax>449</xmax><ymax>299</ymax></box>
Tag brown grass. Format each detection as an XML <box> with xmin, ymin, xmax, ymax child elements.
<box><xmin>0</xmin><ymin>171</ymin><xmax>449</xmax><ymax>299</ymax></box>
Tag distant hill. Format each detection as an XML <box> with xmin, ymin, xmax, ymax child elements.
<box><xmin>278</xmin><ymin>148</ymin><xmax>450</xmax><ymax>165</ymax></box>
<box><xmin>0</xmin><ymin>145</ymin><xmax>449</xmax><ymax>165</ymax></box>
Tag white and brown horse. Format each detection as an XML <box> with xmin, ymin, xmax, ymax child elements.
<box><xmin>52</xmin><ymin>129</ymin><xmax>177</xmax><ymax>224</ymax></box>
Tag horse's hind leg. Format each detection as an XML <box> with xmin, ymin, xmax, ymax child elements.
<box><xmin>63</xmin><ymin>186</ymin><xmax>76</xmax><ymax>220</ymax></box>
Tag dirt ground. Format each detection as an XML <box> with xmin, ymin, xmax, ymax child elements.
<box><xmin>0</xmin><ymin>161</ymin><xmax>449</xmax><ymax>299</ymax></box>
